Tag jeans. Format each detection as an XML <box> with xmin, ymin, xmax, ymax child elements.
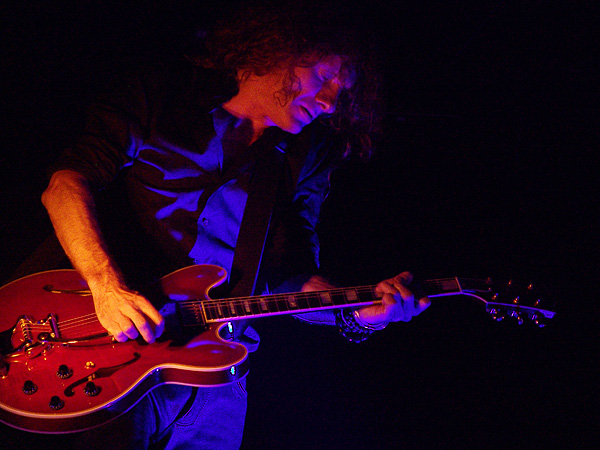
<box><xmin>79</xmin><ymin>381</ymin><xmax>248</xmax><ymax>450</ymax></box>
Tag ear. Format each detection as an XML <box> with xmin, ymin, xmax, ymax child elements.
<box><xmin>237</xmin><ymin>69</ymin><xmax>252</xmax><ymax>82</ymax></box>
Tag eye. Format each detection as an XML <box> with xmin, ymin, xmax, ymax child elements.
<box><xmin>319</xmin><ymin>71</ymin><xmax>335</xmax><ymax>82</ymax></box>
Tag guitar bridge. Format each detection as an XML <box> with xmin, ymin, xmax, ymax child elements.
<box><xmin>1</xmin><ymin>312</ymin><xmax>67</xmax><ymax>360</ymax></box>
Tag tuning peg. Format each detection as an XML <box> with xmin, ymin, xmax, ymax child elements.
<box><xmin>509</xmin><ymin>310</ymin><xmax>524</xmax><ymax>325</ymax></box>
<box><xmin>487</xmin><ymin>307</ymin><xmax>506</xmax><ymax>322</ymax></box>
<box><xmin>530</xmin><ymin>313</ymin><xmax>546</xmax><ymax>328</ymax></box>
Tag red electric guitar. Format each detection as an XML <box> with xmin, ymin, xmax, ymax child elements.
<box><xmin>0</xmin><ymin>265</ymin><xmax>555</xmax><ymax>434</ymax></box>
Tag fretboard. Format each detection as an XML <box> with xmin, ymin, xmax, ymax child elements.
<box><xmin>199</xmin><ymin>285</ymin><xmax>380</xmax><ymax>323</ymax></box>
<box><xmin>176</xmin><ymin>277</ymin><xmax>467</xmax><ymax>326</ymax></box>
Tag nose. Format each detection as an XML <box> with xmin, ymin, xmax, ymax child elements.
<box><xmin>316</xmin><ymin>82</ymin><xmax>339</xmax><ymax>115</ymax></box>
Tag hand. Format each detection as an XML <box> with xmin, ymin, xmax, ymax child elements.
<box><xmin>357</xmin><ymin>272</ymin><xmax>430</xmax><ymax>327</ymax></box>
<box><xmin>91</xmin><ymin>283</ymin><xmax>165</xmax><ymax>343</ymax></box>
<box><xmin>301</xmin><ymin>275</ymin><xmax>336</xmax><ymax>292</ymax></box>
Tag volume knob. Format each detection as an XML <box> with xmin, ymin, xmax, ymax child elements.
<box><xmin>57</xmin><ymin>364</ymin><xmax>73</xmax><ymax>379</ymax></box>
<box><xmin>23</xmin><ymin>380</ymin><xmax>38</xmax><ymax>395</ymax></box>
<box><xmin>84</xmin><ymin>381</ymin><xmax>101</xmax><ymax>397</ymax></box>
<box><xmin>49</xmin><ymin>396</ymin><xmax>64</xmax><ymax>410</ymax></box>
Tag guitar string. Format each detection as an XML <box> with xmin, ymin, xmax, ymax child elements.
<box><xmin>21</xmin><ymin>279</ymin><xmax>451</xmax><ymax>328</ymax></box>
<box><xmin>21</xmin><ymin>286</ymin><xmax>380</xmax><ymax>335</ymax></box>
<box><xmin>16</xmin><ymin>279</ymin><xmax>542</xmax><ymax>338</ymax></box>
<box><xmin>178</xmin><ymin>286</ymin><xmax>379</xmax><ymax>317</ymax></box>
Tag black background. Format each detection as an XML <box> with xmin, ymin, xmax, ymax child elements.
<box><xmin>1</xmin><ymin>1</ymin><xmax>596</xmax><ymax>449</ymax></box>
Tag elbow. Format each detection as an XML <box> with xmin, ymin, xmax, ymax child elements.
<box><xmin>41</xmin><ymin>170</ymin><xmax>88</xmax><ymax>209</ymax></box>
<box><xmin>41</xmin><ymin>178</ymin><xmax>56</xmax><ymax>210</ymax></box>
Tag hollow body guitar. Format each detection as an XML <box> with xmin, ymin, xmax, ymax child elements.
<box><xmin>0</xmin><ymin>265</ymin><xmax>554</xmax><ymax>434</ymax></box>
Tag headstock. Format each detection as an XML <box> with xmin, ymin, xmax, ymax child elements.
<box><xmin>424</xmin><ymin>277</ymin><xmax>556</xmax><ymax>327</ymax></box>
<box><xmin>458</xmin><ymin>278</ymin><xmax>555</xmax><ymax>327</ymax></box>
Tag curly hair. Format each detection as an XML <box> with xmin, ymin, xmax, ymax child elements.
<box><xmin>194</xmin><ymin>1</ymin><xmax>383</xmax><ymax>159</ymax></box>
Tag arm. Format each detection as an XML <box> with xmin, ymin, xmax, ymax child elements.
<box><xmin>41</xmin><ymin>169</ymin><xmax>164</xmax><ymax>343</ymax></box>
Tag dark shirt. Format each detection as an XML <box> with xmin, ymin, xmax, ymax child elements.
<box><xmin>51</xmin><ymin>58</ymin><xmax>338</xmax><ymax>294</ymax></box>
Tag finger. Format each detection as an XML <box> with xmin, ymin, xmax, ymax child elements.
<box><xmin>110</xmin><ymin>317</ymin><xmax>138</xmax><ymax>341</ymax></box>
<box><xmin>120</xmin><ymin>319</ymin><xmax>140</xmax><ymax>341</ymax></box>
<box><xmin>123</xmin><ymin>306</ymin><xmax>155</xmax><ymax>343</ymax></box>
<box><xmin>97</xmin><ymin>313</ymin><xmax>133</xmax><ymax>342</ymax></box>
<box><xmin>112</xmin><ymin>330</ymin><xmax>129</xmax><ymax>343</ymax></box>
<box><xmin>395</xmin><ymin>271</ymin><xmax>413</xmax><ymax>286</ymax></box>
<box><xmin>301</xmin><ymin>275</ymin><xmax>335</xmax><ymax>292</ymax></box>
<box><xmin>391</xmin><ymin>272</ymin><xmax>415</xmax><ymax>299</ymax></box>
<box><xmin>135</xmin><ymin>320</ymin><xmax>156</xmax><ymax>344</ymax></box>
<box><xmin>416</xmin><ymin>296</ymin><xmax>431</xmax><ymax>314</ymax></box>
<box><xmin>380</xmin><ymin>284</ymin><xmax>416</xmax><ymax>319</ymax></box>
<box><xmin>137</xmin><ymin>300</ymin><xmax>166</xmax><ymax>341</ymax></box>
<box><xmin>390</xmin><ymin>272</ymin><xmax>422</xmax><ymax>319</ymax></box>
<box><xmin>381</xmin><ymin>293</ymin><xmax>411</xmax><ymax>322</ymax></box>
<box><xmin>375</xmin><ymin>279</ymin><xmax>396</xmax><ymax>296</ymax></box>
<box><xmin>154</xmin><ymin>317</ymin><xmax>165</xmax><ymax>339</ymax></box>
<box><xmin>375</xmin><ymin>272</ymin><xmax>414</xmax><ymax>298</ymax></box>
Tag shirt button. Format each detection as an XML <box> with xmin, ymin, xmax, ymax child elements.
<box><xmin>201</xmin><ymin>218</ymin><xmax>209</xmax><ymax>227</ymax></box>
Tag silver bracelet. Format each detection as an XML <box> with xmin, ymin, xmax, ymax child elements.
<box><xmin>353</xmin><ymin>310</ymin><xmax>388</xmax><ymax>331</ymax></box>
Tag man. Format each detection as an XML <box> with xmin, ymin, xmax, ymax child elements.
<box><xmin>41</xmin><ymin>4</ymin><xmax>430</xmax><ymax>448</ymax></box>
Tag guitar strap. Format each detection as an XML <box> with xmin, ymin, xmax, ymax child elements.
<box><xmin>227</xmin><ymin>139</ymin><xmax>287</xmax><ymax>299</ymax></box>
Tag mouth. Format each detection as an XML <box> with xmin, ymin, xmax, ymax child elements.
<box><xmin>301</xmin><ymin>106</ymin><xmax>315</xmax><ymax>122</ymax></box>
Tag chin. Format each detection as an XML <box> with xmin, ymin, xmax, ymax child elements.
<box><xmin>284</xmin><ymin>120</ymin><xmax>308</xmax><ymax>134</ymax></box>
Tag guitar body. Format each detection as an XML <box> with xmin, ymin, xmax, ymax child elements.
<box><xmin>0</xmin><ymin>265</ymin><xmax>248</xmax><ymax>434</ymax></box>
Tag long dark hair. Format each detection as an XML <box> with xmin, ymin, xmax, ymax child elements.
<box><xmin>192</xmin><ymin>2</ymin><xmax>383</xmax><ymax>159</ymax></box>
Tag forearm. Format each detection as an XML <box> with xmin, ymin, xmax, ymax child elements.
<box><xmin>42</xmin><ymin>170</ymin><xmax>164</xmax><ymax>343</ymax></box>
<box><xmin>41</xmin><ymin>169</ymin><xmax>124</xmax><ymax>290</ymax></box>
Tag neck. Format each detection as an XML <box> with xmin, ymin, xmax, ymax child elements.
<box><xmin>221</xmin><ymin>103</ymin><xmax>267</xmax><ymax>146</ymax></box>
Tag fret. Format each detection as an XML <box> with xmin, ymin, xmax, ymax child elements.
<box><xmin>319</xmin><ymin>291</ymin><xmax>333</xmax><ymax>305</ymax></box>
<box><xmin>305</xmin><ymin>292</ymin><xmax>322</xmax><ymax>309</ymax></box>
<box><xmin>357</xmin><ymin>286</ymin><xmax>377</xmax><ymax>303</ymax></box>
<box><xmin>258</xmin><ymin>297</ymin><xmax>269</xmax><ymax>313</ymax></box>
<box><xmin>267</xmin><ymin>297</ymin><xmax>280</xmax><ymax>314</ymax></box>
<box><xmin>275</xmin><ymin>296</ymin><xmax>289</xmax><ymax>312</ymax></box>
<box><xmin>243</xmin><ymin>299</ymin><xmax>252</xmax><ymax>315</ymax></box>
<box><xmin>203</xmin><ymin>304</ymin><xmax>214</xmax><ymax>321</ymax></box>
<box><xmin>235</xmin><ymin>301</ymin><xmax>246</xmax><ymax>317</ymax></box>
<box><xmin>208</xmin><ymin>303</ymin><xmax>222</xmax><ymax>320</ymax></box>
<box><xmin>248</xmin><ymin>298</ymin><xmax>262</xmax><ymax>315</ymax></box>
<box><xmin>423</xmin><ymin>278</ymin><xmax>461</xmax><ymax>296</ymax></box>
<box><xmin>330</xmin><ymin>290</ymin><xmax>348</xmax><ymax>307</ymax></box>
<box><xmin>228</xmin><ymin>301</ymin><xmax>237</xmax><ymax>317</ymax></box>
<box><xmin>286</xmin><ymin>294</ymin><xmax>299</xmax><ymax>310</ymax></box>
<box><xmin>344</xmin><ymin>288</ymin><xmax>358</xmax><ymax>302</ymax></box>
<box><xmin>294</xmin><ymin>293</ymin><xmax>310</xmax><ymax>310</ymax></box>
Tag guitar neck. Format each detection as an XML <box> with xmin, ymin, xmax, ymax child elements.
<box><xmin>180</xmin><ymin>278</ymin><xmax>466</xmax><ymax>325</ymax></box>
<box><xmin>198</xmin><ymin>285</ymin><xmax>381</xmax><ymax>323</ymax></box>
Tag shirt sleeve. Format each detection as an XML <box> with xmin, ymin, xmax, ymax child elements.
<box><xmin>48</xmin><ymin>65</ymin><xmax>162</xmax><ymax>189</ymax></box>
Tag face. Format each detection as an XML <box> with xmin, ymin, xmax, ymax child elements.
<box><xmin>243</xmin><ymin>55</ymin><xmax>350</xmax><ymax>134</ymax></box>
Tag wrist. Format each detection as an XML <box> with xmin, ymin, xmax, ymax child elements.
<box><xmin>335</xmin><ymin>308</ymin><xmax>387</xmax><ymax>343</ymax></box>
<box><xmin>353</xmin><ymin>309</ymin><xmax>389</xmax><ymax>331</ymax></box>
<box><xmin>84</xmin><ymin>263</ymin><xmax>125</xmax><ymax>292</ymax></box>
